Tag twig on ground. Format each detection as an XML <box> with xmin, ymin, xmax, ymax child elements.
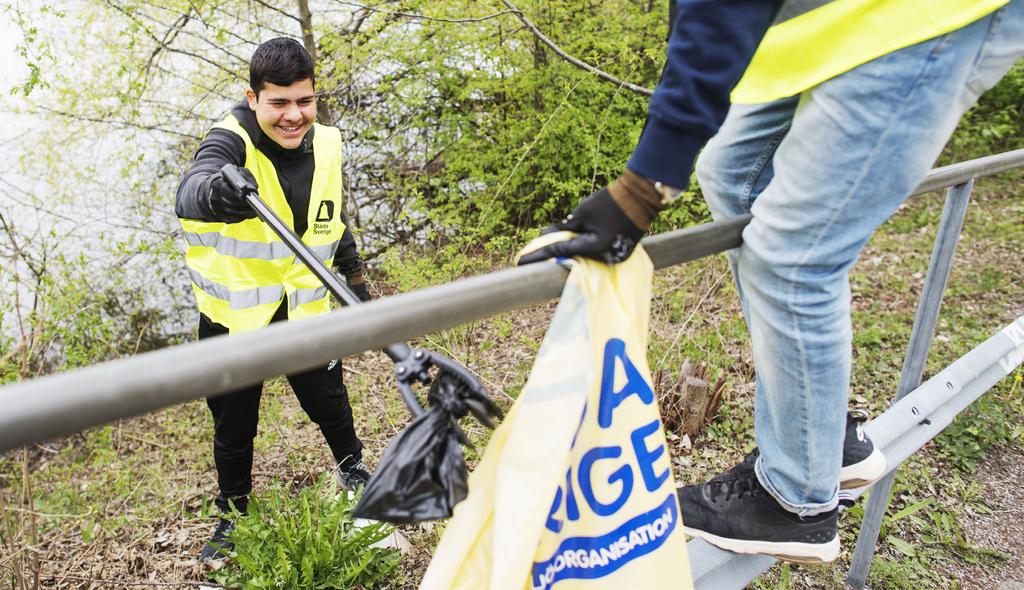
<box><xmin>122</xmin><ymin>432</ymin><xmax>170</xmax><ymax>450</ymax></box>
<box><xmin>654</xmin><ymin>269</ymin><xmax>731</xmax><ymax>371</ymax></box>
<box><xmin>42</xmin><ymin>575</ymin><xmax>224</xmax><ymax>588</ymax></box>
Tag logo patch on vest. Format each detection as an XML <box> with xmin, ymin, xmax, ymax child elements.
<box><xmin>313</xmin><ymin>201</ymin><xmax>335</xmax><ymax>236</ymax></box>
<box><xmin>315</xmin><ymin>200</ymin><xmax>334</xmax><ymax>221</ymax></box>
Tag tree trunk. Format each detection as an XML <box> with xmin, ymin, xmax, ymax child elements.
<box><xmin>297</xmin><ymin>0</ymin><xmax>337</xmax><ymax>125</ymax></box>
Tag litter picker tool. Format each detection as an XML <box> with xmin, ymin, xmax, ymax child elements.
<box><xmin>220</xmin><ymin>165</ymin><xmax>501</xmax><ymax>439</ymax></box>
<box><xmin>222</xmin><ymin>164</ymin><xmax>501</xmax><ymax>523</ymax></box>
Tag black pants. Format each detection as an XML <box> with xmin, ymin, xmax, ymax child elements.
<box><xmin>201</xmin><ymin>305</ymin><xmax>363</xmax><ymax>514</ymax></box>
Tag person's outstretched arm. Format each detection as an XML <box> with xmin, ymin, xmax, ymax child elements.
<box><xmin>519</xmin><ymin>0</ymin><xmax>782</xmax><ymax>265</ymax></box>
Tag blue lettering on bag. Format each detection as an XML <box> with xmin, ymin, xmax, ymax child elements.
<box><xmin>578</xmin><ymin>446</ymin><xmax>632</xmax><ymax>516</ymax></box>
<box><xmin>531</xmin><ymin>493</ymin><xmax>679</xmax><ymax>590</ymax></box>
<box><xmin>544</xmin><ymin>340</ymin><xmax>670</xmax><ymax>532</ymax></box>
<box><xmin>546</xmin><ymin>468</ymin><xmax>582</xmax><ymax>533</ymax></box>
<box><xmin>631</xmin><ymin>419</ymin><xmax>668</xmax><ymax>492</ymax></box>
<box><xmin>597</xmin><ymin>338</ymin><xmax>654</xmax><ymax>428</ymax></box>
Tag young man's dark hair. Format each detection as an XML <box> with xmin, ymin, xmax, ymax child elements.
<box><xmin>248</xmin><ymin>37</ymin><xmax>316</xmax><ymax>96</ymax></box>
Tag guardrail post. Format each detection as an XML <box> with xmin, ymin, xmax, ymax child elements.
<box><xmin>847</xmin><ymin>179</ymin><xmax>975</xmax><ymax>588</ymax></box>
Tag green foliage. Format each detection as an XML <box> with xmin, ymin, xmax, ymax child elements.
<box><xmin>6</xmin><ymin>0</ymin><xmax>699</xmax><ymax>301</ymax></box>
<box><xmin>839</xmin><ymin>464</ymin><xmax>1009</xmax><ymax>589</ymax></box>
<box><xmin>936</xmin><ymin>381</ymin><xmax>1020</xmax><ymax>472</ymax></box>
<box><xmin>312</xmin><ymin>0</ymin><xmax>682</xmax><ymax>267</ymax></box>
<box><xmin>211</xmin><ymin>477</ymin><xmax>402</xmax><ymax>590</ymax></box>
<box><xmin>944</xmin><ymin>61</ymin><xmax>1024</xmax><ymax>161</ymax></box>
<box><xmin>0</xmin><ymin>251</ymin><xmax>176</xmax><ymax>385</ymax></box>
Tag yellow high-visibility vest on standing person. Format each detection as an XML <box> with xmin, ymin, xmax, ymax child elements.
<box><xmin>179</xmin><ymin>114</ymin><xmax>346</xmax><ymax>333</ymax></box>
<box><xmin>732</xmin><ymin>0</ymin><xmax>1009</xmax><ymax>104</ymax></box>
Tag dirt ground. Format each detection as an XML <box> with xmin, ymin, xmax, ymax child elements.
<box><xmin>947</xmin><ymin>448</ymin><xmax>1024</xmax><ymax>590</ymax></box>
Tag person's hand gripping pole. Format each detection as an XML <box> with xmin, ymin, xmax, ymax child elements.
<box><xmin>517</xmin><ymin>169</ymin><xmax>677</xmax><ymax>265</ymax></box>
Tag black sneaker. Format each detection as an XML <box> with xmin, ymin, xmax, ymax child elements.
<box><xmin>199</xmin><ymin>518</ymin><xmax>235</xmax><ymax>562</ymax></box>
<box><xmin>839</xmin><ymin>409</ymin><xmax>887</xmax><ymax>489</ymax></box>
<box><xmin>678</xmin><ymin>457</ymin><xmax>839</xmax><ymax>564</ymax></box>
<box><xmin>743</xmin><ymin>411</ymin><xmax>887</xmax><ymax>491</ymax></box>
<box><xmin>335</xmin><ymin>459</ymin><xmax>371</xmax><ymax>492</ymax></box>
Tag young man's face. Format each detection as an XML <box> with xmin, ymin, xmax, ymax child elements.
<box><xmin>246</xmin><ymin>78</ymin><xmax>317</xmax><ymax>149</ymax></box>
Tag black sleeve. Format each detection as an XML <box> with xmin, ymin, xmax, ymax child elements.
<box><xmin>626</xmin><ymin>0</ymin><xmax>783</xmax><ymax>188</ymax></box>
<box><xmin>175</xmin><ymin>129</ymin><xmax>246</xmax><ymax>220</ymax></box>
<box><xmin>333</xmin><ymin>216</ymin><xmax>364</xmax><ymax>278</ymax></box>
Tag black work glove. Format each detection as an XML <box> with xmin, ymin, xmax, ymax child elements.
<box><xmin>205</xmin><ymin>165</ymin><xmax>259</xmax><ymax>223</ymax></box>
<box><xmin>518</xmin><ymin>187</ymin><xmax>644</xmax><ymax>265</ymax></box>
<box><xmin>349</xmin><ymin>280</ymin><xmax>372</xmax><ymax>302</ymax></box>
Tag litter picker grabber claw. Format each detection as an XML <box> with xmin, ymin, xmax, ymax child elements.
<box><xmin>220</xmin><ymin>165</ymin><xmax>501</xmax><ymax>438</ymax></box>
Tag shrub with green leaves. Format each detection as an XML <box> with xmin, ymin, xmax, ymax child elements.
<box><xmin>211</xmin><ymin>477</ymin><xmax>402</xmax><ymax>590</ymax></box>
<box><xmin>944</xmin><ymin>61</ymin><xmax>1024</xmax><ymax>161</ymax></box>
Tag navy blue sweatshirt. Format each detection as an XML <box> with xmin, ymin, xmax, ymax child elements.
<box><xmin>627</xmin><ymin>0</ymin><xmax>783</xmax><ymax>188</ymax></box>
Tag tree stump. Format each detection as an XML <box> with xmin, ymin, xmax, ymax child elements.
<box><xmin>656</xmin><ymin>358</ymin><xmax>728</xmax><ymax>439</ymax></box>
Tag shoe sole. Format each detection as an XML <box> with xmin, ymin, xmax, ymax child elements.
<box><xmin>683</xmin><ymin>526</ymin><xmax>840</xmax><ymax>564</ymax></box>
<box><xmin>839</xmin><ymin>446</ymin><xmax>887</xmax><ymax>490</ymax></box>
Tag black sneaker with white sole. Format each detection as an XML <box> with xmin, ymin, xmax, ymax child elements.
<box><xmin>199</xmin><ymin>518</ymin><xmax>235</xmax><ymax>562</ymax></box>
<box><xmin>741</xmin><ymin>410</ymin><xmax>887</xmax><ymax>491</ymax></box>
<box><xmin>677</xmin><ymin>410</ymin><xmax>886</xmax><ymax>563</ymax></box>
<box><xmin>335</xmin><ymin>459</ymin><xmax>372</xmax><ymax>492</ymax></box>
<box><xmin>677</xmin><ymin>456</ymin><xmax>840</xmax><ymax>564</ymax></box>
<box><xmin>839</xmin><ymin>409</ymin><xmax>887</xmax><ymax>489</ymax></box>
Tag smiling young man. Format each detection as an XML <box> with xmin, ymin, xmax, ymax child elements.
<box><xmin>175</xmin><ymin>37</ymin><xmax>372</xmax><ymax>561</ymax></box>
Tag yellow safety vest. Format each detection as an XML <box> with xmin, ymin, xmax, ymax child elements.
<box><xmin>180</xmin><ymin>114</ymin><xmax>346</xmax><ymax>334</ymax></box>
<box><xmin>732</xmin><ymin>0</ymin><xmax>1009</xmax><ymax>104</ymax></box>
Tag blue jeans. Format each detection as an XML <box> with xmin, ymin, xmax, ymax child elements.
<box><xmin>695</xmin><ymin>2</ymin><xmax>1024</xmax><ymax>516</ymax></box>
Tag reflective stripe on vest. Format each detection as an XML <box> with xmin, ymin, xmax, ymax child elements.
<box><xmin>289</xmin><ymin>286</ymin><xmax>329</xmax><ymax>311</ymax></box>
<box><xmin>731</xmin><ymin>0</ymin><xmax>1009</xmax><ymax>104</ymax></box>
<box><xmin>180</xmin><ymin>114</ymin><xmax>346</xmax><ymax>333</ymax></box>
<box><xmin>187</xmin><ymin>269</ymin><xmax>285</xmax><ymax>310</ymax></box>
<box><xmin>183</xmin><ymin>230</ymin><xmax>340</xmax><ymax>262</ymax></box>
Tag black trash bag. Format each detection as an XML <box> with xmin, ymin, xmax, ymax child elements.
<box><xmin>353</xmin><ymin>372</ymin><xmax>477</xmax><ymax>524</ymax></box>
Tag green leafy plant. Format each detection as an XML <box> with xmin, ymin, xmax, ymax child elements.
<box><xmin>936</xmin><ymin>395</ymin><xmax>1015</xmax><ymax>472</ymax></box>
<box><xmin>211</xmin><ymin>477</ymin><xmax>401</xmax><ymax>590</ymax></box>
<box><xmin>944</xmin><ymin>61</ymin><xmax>1024</xmax><ymax>161</ymax></box>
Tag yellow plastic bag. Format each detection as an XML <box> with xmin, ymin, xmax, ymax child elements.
<box><xmin>421</xmin><ymin>236</ymin><xmax>693</xmax><ymax>590</ymax></box>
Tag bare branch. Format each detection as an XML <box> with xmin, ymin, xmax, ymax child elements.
<box><xmin>251</xmin><ymin>0</ymin><xmax>302</xmax><ymax>23</ymax></box>
<box><xmin>33</xmin><ymin>106</ymin><xmax>203</xmax><ymax>141</ymax></box>
<box><xmin>499</xmin><ymin>0</ymin><xmax>653</xmax><ymax>96</ymax></box>
<box><xmin>130</xmin><ymin>3</ymin><xmax>252</xmax><ymax>65</ymax></box>
<box><xmin>141</xmin><ymin>12</ymin><xmax>192</xmax><ymax>85</ymax></box>
<box><xmin>297</xmin><ymin>0</ymin><xmax>318</xmax><ymax>62</ymax></box>
<box><xmin>186</xmin><ymin>1</ymin><xmax>260</xmax><ymax>50</ymax></box>
<box><xmin>0</xmin><ymin>210</ymin><xmax>44</xmax><ymax>281</ymax></box>
<box><xmin>327</xmin><ymin>0</ymin><xmax>519</xmax><ymax>24</ymax></box>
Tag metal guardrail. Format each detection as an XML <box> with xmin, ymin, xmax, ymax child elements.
<box><xmin>1</xmin><ymin>148</ymin><xmax>1022</xmax><ymax>587</ymax></box>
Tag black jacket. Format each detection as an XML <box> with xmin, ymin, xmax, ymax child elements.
<box><xmin>175</xmin><ymin>101</ymin><xmax>364</xmax><ymax>278</ymax></box>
